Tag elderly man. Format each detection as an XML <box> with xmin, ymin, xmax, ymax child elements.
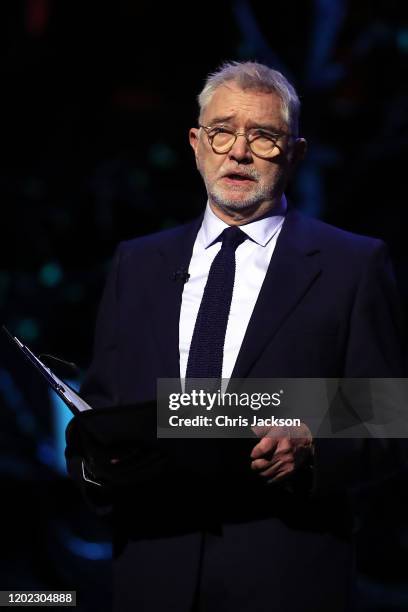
<box><xmin>66</xmin><ymin>61</ymin><xmax>405</xmax><ymax>612</ymax></box>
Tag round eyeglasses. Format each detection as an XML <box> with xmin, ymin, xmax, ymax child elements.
<box><xmin>199</xmin><ymin>124</ymin><xmax>292</xmax><ymax>159</ymax></box>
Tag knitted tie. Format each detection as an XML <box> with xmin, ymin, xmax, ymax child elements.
<box><xmin>186</xmin><ymin>225</ymin><xmax>247</xmax><ymax>383</ymax></box>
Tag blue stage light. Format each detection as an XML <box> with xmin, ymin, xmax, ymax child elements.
<box><xmin>39</xmin><ymin>262</ymin><xmax>63</xmax><ymax>287</ymax></box>
<box><xmin>50</xmin><ymin>379</ymin><xmax>81</xmax><ymax>476</ymax></box>
<box><xmin>16</xmin><ymin>318</ymin><xmax>39</xmax><ymax>342</ymax></box>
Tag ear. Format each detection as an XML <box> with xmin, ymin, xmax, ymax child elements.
<box><xmin>292</xmin><ymin>137</ymin><xmax>307</xmax><ymax>164</ymax></box>
<box><xmin>189</xmin><ymin>127</ymin><xmax>200</xmax><ymax>156</ymax></box>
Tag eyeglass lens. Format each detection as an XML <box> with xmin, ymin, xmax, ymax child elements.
<box><xmin>211</xmin><ymin>130</ymin><xmax>280</xmax><ymax>158</ymax></box>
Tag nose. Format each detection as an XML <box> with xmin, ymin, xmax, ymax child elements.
<box><xmin>228</xmin><ymin>133</ymin><xmax>252</xmax><ymax>163</ymax></box>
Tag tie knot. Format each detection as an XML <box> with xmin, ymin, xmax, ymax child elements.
<box><xmin>221</xmin><ymin>226</ymin><xmax>247</xmax><ymax>251</ymax></box>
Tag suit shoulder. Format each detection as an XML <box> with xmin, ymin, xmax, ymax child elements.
<box><xmin>293</xmin><ymin>210</ymin><xmax>385</xmax><ymax>257</ymax></box>
<box><xmin>116</xmin><ymin>218</ymin><xmax>200</xmax><ymax>259</ymax></box>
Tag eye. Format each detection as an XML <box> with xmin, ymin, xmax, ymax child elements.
<box><xmin>250</xmin><ymin>129</ymin><xmax>278</xmax><ymax>141</ymax></box>
<box><xmin>208</xmin><ymin>126</ymin><xmax>233</xmax><ymax>137</ymax></box>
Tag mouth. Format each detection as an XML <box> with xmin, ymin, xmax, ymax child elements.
<box><xmin>221</xmin><ymin>173</ymin><xmax>256</xmax><ymax>184</ymax></box>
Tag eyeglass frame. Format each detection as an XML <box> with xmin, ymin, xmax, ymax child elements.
<box><xmin>198</xmin><ymin>124</ymin><xmax>295</xmax><ymax>159</ymax></box>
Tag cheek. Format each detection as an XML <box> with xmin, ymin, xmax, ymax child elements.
<box><xmin>197</xmin><ymin>153</ymin><xmax>222</xmax><ymax>182</ymax></box>
<box><xmin>261</xmin><ymin>164</ymin><xmax>283</xmax><ymax>183</ymax></box>
<box><xmin>195</xmin><ymin>154</ymin><xmax>206</xmax><ymax>178</ymax></box>
<box><xmin>195</xmin><ymin>144</ymin><xmax>207</xmax><ymax>173</ymax></box>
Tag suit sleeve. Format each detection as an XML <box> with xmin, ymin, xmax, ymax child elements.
<box><xmin>79</xmin><ymin>243</ymin><xmax>124</xmax><ymax>408</ymax></box>
<box><xmin>65</xmin><ymin>244</ymin><xmax>124</xmax><ymax>511</ymax></box>
<box><xmin>311</xmin><ymin>241</ymin><xmax>407</xmax><ymax>498</ymax></box>
<box><xmin>65</xmin><ymin>417</ymin><xmax>114</xmax><ymax>515</ymax></box>
<box><xmin>343</xmin><ymin>241</ymin><xmax>405</xmax><ymax>378</ymax></box>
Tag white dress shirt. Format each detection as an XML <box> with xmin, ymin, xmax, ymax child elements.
<box><xmin>179</xmin><ymin>198</ymin><xmax>287</xmax><ymax>382</ymax></box>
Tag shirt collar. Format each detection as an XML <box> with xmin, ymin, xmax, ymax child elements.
<box><xmin>201</xmin><ymin>195</ymin><xmax>287</xmax><ymax>248</ymax></box>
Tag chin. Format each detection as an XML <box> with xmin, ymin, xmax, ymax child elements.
<box><xmin>210</xmin><ymin>188</ymin><xmax>262</xmax><ymax>213</ymax></box>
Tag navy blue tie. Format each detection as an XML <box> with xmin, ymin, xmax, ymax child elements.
<box><xmin>186</xmin><ymin>226</ymin><xmax>247</xmax><ymax>383</ymax></box>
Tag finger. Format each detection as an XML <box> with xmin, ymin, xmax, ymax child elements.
<box><xmin>275</xmin><ymin>437</ymin><xmax>292</xmax><ymax>453</ymax></box>
<box><xmin>251</xmin><ymin>435</ymin><xmax>293</xmax><ymax>460</ymax></box>
<box><xmin>259</xmin><ymin>458</ymin><xmax>295</xmax><ymax>479</ymax></box>
<box><xmin>266</xmin><ymin>469</ymin><xmax>294</xmax><ymax>485</ymax></box>
<box><xmin>250</xmin><ymin>458</ymin><xmax>271</xmax><ymax>471</ymax></box>
<box><xmin>251</xmin><ymin>441</ymin><xmax>293</xmax><ymax>465</ymax></box>
<box><xmin>251</xmin><ymin>448</ymin><xmax>291</xmax><ymax>471</ymax></box>
<box><xmin>250</xmin><ymin>436</ymin><xmax>278</xmax><ymax>459</ymax></box>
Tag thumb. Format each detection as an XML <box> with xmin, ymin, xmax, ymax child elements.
<box><xmin>250</xmin><ymin>436</ymin><xmax>277</xmax><ymax>459</ymax></box>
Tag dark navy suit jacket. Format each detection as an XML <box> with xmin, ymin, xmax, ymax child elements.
<box><xmin>66</xmin><ymin>208</ymin><xmax>406</xmax><ymax>612</ymax></box>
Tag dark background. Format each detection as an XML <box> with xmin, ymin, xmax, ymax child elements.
<box><xmin>0</xmin><ymin>1</ymin><xmax>407</xmax><ymax>610</ymax></box>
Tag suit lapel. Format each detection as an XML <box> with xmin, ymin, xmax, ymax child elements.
<box><xmin>145</xmin><ymin>209</ymin><xmax>321</xmax><ymax>380</ymax></box>
<box><xmin>231</xmin><ymin>209</ymin><xmax>322</xmax><ymax>379</ymax></box>
<box><xmin>146</xmin><ymin>216</ymin><xmax>203</xmax><ymax>378</ymax></box>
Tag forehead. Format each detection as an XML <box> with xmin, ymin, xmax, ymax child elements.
<box><xmin>202</xmin><ymin>82</ymin><xmax>285</xmax><ymax>127</ymax></box>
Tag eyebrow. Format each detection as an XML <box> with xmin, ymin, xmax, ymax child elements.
<box><xmin>205</xmin><ymin>115</ymin><xmax>234</xmax><ymax>125</ymax></box>
<box><xmin>206</xmin><ymin>116</ymin><xmax>282</xmax><ymax>132</ymax></box>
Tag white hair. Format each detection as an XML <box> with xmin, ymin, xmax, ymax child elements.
<box><xmin>198</xmin><ymin>61</ymin><xmax>301</xmax><ymax>135</ymax></box>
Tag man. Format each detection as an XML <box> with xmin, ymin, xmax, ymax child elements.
<box><xmin>66</xmin><ymin>61</ymin><xmax>405</xmax><ymax>611</ymax></box>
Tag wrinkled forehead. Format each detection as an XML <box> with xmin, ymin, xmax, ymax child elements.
<box><xmin>200</xmin><ymin>81</ymin><xmax>286</xmax><ymax>129</ymax></box>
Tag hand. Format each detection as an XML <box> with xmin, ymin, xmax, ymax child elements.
<box><xmin>250</xmin><ymin>423</ymin><xmax>314</xmax><ymax>484</ymax></box>
<box><xmin>82</xmin><ymin>447</ymin><xmax>141</xmax><ymax>485</ymax></box>
<box><xmin>83</xmin><ymin>444</ymin><xmax>170</xmax><ymax>487</ymax></box>
<box><xmin>82</xmin><ymin>455</ymin><xmax>126</xmax><ymax>487</ymax></box>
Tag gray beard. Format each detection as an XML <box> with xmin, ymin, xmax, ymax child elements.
<box><xmin>210</xmin><ymin>191</ymin><xmax>263</xmax><ymax>215</ymax></box>
<box><xmin>202</xmin><ymin>166</ymin><xmax>287</xmax><ymax>217</ymax></box>
<box><xmin>209</xmin><ymin>181</ymin><xmax>273</xmax><ymax>216</ymax></box>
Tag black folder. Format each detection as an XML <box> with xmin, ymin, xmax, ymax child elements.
<box><xmin>3</xmin><ymin>326</ymin><xmax>255</xmax><ymax>485</ymax></box>
<box><xmin>2</xmin><ymin>326</ymin><xmax>157</xmax><ymax>446</ymax></box>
